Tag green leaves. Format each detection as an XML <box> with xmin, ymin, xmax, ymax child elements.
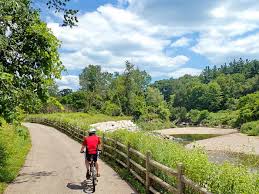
<box><xmin>0</xmin><ymin>0</ymin><xmax>63</xmax><ymax>122</ymax></box>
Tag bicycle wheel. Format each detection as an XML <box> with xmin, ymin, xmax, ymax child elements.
<box><xmin>91</xmin><ymin>165</ymin><xmax>96</xmax><ymax>192</ymax></box>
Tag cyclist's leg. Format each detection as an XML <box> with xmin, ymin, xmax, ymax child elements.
<box><xmin>85</xmin><ymin>153</ymin><xmax>91</xmax><ymax>178</ymax></box>
<box><xmin>93</xmin><ymin>154</ymin><xmax>100</xmax><ymax>176</ymax></box>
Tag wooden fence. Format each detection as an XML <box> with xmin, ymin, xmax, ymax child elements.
<box><xmin>28</xmin><ymin>118</ymin><xmax>212</xmax><ymax>194</ymax></box>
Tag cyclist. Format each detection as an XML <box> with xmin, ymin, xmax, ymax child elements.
<box><xmin>80</xmin><ymin>128</ymin><xmax>101</xmax><ymax>179</ymax></box>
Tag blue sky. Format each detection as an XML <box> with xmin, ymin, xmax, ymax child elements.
<box><xmin>39</xmin><ymin>0</ymin><xmax>259</xmax><ymax>90</ymax></box>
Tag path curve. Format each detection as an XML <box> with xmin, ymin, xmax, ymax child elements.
<box><xmin>5</xmin><ymin>123</ymin><xmax>136</xmax><ymax>194</ymax></box>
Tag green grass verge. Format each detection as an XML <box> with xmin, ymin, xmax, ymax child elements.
<box><xmin>26</xmin><ymin>113</ymin><xmax>131</xmax><ymax>130</ymax></box>
<box><xmin>107</xmin><ymin>130</ymin><xmax>259</xmax><ymax>194</ymax></box>
<box><xmin>0</xmin><ymin>122</ymin><xmax>31</xmax><ymax>194</ymax></box>
<box><xmin>0</xmin><ymin>183</ymin><xmax>7</xmax><ymax>194</ymax></box>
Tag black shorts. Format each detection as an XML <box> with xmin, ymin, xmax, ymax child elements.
<box><xmin>85</xmin><ymin>153</ymin><xmax>98</xmax><ymax>162</ymax></box>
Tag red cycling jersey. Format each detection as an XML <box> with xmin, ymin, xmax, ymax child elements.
<box><xmin>82</xmin><ymin>135</ymin><xmax>100</xmax><ymax>154</ymax></box>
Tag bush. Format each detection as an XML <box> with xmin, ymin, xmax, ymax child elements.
<box><xmin>107</xmin><ymin>130</ymin><xmax>259</xmax><ymax>194</ymax></box>
<box><xmin>102</xmin><ymin>101</ymin><xmax>122</xmax><ymax>116</ymax></box>
<box><xmin>187</xmin><ymin>109</ymin><xmax>209</xmax><ymax>125</ymax></box>
<box><xmin>237</xmin><ymin>92</ymin><xmax>259</xmax><ymax>124</ymax></box>
<box><xmin>169</xmin><ymin>107</ymin><xmax>187</xmax><ymax>122</ymax></box>
<box><xmin>204</xmin><ymin>110</ymin><xmax>239</xmax><ymax>127</ymax></box>
<box><xmin>240</xmin><ymin>121</ymin><xmax>259</xmax><ymax>136</ymax></box>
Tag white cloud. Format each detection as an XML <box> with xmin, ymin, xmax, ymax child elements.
<box><xmin>192</xmin><ymin>31</ymin><xmax>259</xmax><ymax>63</ymax></box>
<box><xmin>56</xmin><ymin>75</ymin><xmax>79</xmax><ymax>90</ymax></box>
<box><xmin>48</xmin><ymin>4</ymin><xmax>189</xmax><ymax>74</ymax></box>
<box><xmin>124</xmin><ymin>0</ymin><xmax>259</xmax><ymax>64</ymax></box>
<box><xmin>170</xmin><ymin>68</ymin><xmax>202</xmax><ymax>78</ymax></box>
<box><xmin>170</xmin><ymin>37</ymin><xmax>191</xmax><ymax>47</ymax></box>
<box><xmin>48</xmin><ymin>0</ymin><xmax>259</xmax><ymax>90</ymax></box>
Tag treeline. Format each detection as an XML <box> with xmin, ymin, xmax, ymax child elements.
<box><xmin>52</xmin><ymin>62</ymin><xmax>170</xmax><ymax>129</ymax></box>
<box><xmin>53</xmin><ymin>59</ymin><xmax>259</xmax><ymax>134</ymax></box>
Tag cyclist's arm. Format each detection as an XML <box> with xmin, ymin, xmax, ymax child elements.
<box><xmin>97</xmin><ymin>137</ymin><xmax>101</xmax><ymax>151</ymax></box>
<box><xmin>80</xmin><ymin>137</ymin><xmax>86</xmax><ymax>152</ymax></box>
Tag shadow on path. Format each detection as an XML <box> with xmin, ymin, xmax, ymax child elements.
<box><xmin>13</xmin><ymin>171</ymin><xmax>57</xmax><ymax>184</ymax></box>
<box><xmin>67</xmin><ymin>180</ymin><xmax>94</xmax><ymax>193</ymax></box>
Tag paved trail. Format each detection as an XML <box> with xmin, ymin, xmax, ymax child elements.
<box><xmin>5</xmin><ymin>123</ymin><xmax>136</xmax><ymax>194</ymax></box>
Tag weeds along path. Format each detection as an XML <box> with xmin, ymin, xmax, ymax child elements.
<box><xmin>5</xmin><ymin>123</ymin><xmax>136</xmax><ymax>194</ymax></box>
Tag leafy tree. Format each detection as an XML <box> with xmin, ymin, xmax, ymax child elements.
<box><xmin>60</xmin><ymin>90</ymin><xmax>87</xmax><ymax>111</ymax></box>
<box><xmin>0</xmin><ymin>0</ymin><xmax>63</xmax><ymax>122</ymax></box>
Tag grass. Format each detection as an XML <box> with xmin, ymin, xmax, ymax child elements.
<box><xmin>0</xmin><ymin>122</ymin><xmax>31</xmax><ymax>194</ymax></box>
<box><xmin>137</xmin><ymin>120</ymin><xmax>173</xmax><ymax>131</ymax></box>
<box><xmin>107</xmin><ymin>129</ymin><xmax>259</xmax><ymax>194</ymax></box>
<box><xmin>0</xmin><ymin>183</ymin><xmax>6</xmax><ymax>194</ymax></box>
<box><xmin>26</xmin><ymin>112</ymin><xmax>131</xmax><ymax>130</ymax></box>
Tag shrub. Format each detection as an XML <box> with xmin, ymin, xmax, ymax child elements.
<box><xmin>102</xmin><ymin>101</ymin><xmax>122</xmax><ymax>116</ymax></box>
<box><xmin>187</xmin><ymin>109</ymin><xmax>209</xmax><ymax>125</ymax></box>
<box><xmin>107</xmin><ymin>130</ymin><xmax>259</xmax><ymax>194</ymax></box>
<box><xmin>204</xmin><ymin>110</ymin><xmax>239</xmax><ymax>127</ymax></box>
<box><xmin>240</xmin><ymin>121</ymin><xmax>259</xmax><ymax>136</ymax></box>
<box><xmin>169</xmin><ymin>106</ymin><xmax>188</xmax><ymax>122</ymax></box>
<box><xmin>237</xmin><ymin>92</ymin><xmax>259</xmax><ymax>124</ymax></box>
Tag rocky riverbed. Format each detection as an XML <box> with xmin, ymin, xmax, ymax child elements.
<box><xmin>90</xmin><ymin>120</ymin><xmax>139</xmax><ymax>132</ymax></box>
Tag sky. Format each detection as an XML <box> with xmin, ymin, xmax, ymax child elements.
<box><xmin>39</xmin><ymin>0</ymin><xmax>259</xmax><ymax>90</ymax></box>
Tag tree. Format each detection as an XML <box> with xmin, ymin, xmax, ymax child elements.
<box><xmin>122</xmin><ymin>61</ymin><xmax>151</xmax><ymax>115</ymax></box>
<box><xmin>0</xmin><ymin>0</ymin><xmax>63</xmax><ymax>122</ymax></box>
<box><xmin>79</xmin><ymin>65</ymin><xmax>112</xmax><ymax>94</ymax></box>
<box><xmin>32</xmin><ymin>0</ymin><xmax>78</xmax><ymax>27</ymax></box>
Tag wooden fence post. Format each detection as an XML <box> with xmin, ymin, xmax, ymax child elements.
<box><xmin>177</xmin><ymin>163</ymin><xmax>185</xmax><ymax>194</ymax></box>
<box><xmin>127</xmin><ymin>142</ymin><xmax>131</xmax><ymax>171</ymax></box>
<box><xmin>145</xmin><ymin>151</ymin><xmax>151</xmax><ymax>194</ymax></box>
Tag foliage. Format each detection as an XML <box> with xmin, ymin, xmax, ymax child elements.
<box><xmin>0</xmin><ymin>0</ymin><xmax>63</xmax><ymax>122</ymax></box>
<box><xmin>0</xmin><ymin>118</ymin><xmax>31</xmax><ymax>190</ymax></box>
<box><xmin>187</xmin><ymin>109</ymin><xmax>209</xmax><ymax>125</ymax></box>
<box><xmin>102</xmin><ymin>101</ymin><xmax>122</xmax><ymax>116</ymax></box>
<box><xmin>237</xmin><ymin>92</ymin><xmax>259</xmax><ymax>124</ymax></box>
<box><xmin>240</xmin><ymin>121</ymin><xmax>259</xmax><ymax>136</ymax></box>
<box><xmin>45</xmin><ymin>0</ymin><xmax>78</xmax><ymax>27</ymax></box>
<box><xmin>40</xmin><ymin>97</ymin><xmax>64</xmax><ymax>113</ymax></box>
<box><xmin>26</xmin><ymin>112</ymin><xmax>131</xmax><ymax>130</ymax></box>
<box><xmin>137</xmin><ymin>120</ymin><xmax>172</xmax><ymax>131</ymax></box>
<box><xmin>107</xmin><ymin>130</ymin><xmax>259</xmax><ymax>194</ymax></box>
<box><xmin>203</xmin><ymin>110</ymin><xmax>239</xmax><ymax>127</ymax></box>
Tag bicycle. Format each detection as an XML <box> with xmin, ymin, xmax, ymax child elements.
<box><xmin>81</xmin><ymin>151</ymin><xmax>100</xmax><ymax>193</ymax></box>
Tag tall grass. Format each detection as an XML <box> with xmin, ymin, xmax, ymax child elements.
<box><xmin>26</xmin><ymin>113</ymin><xmax>131</xmax><ymax>130</ymax></box>
<box><xmin>0</xmin><ymin>121</ymin><xmax>31</xmax><ymax>194</ymax></box>
<box><xmin>107</xmin><ymin>130</ymin><xmax>259</xmax><ymax>194</ymax></box>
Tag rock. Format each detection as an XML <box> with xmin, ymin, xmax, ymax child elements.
<box><xmin>90</xmin><ymin>120</ymin><xmax>139</xmax><ymax>132</ymax></box>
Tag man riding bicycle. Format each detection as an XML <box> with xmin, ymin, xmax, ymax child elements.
<box><xmin>80</xmin><ymin>128</ymin><xmax>101</xmax><ymax>179</ymax></box>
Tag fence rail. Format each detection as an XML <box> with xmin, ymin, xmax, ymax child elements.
<box><xmin>27</xmin><ymin>118</ymin><xmax>212</xmax><ymax>194</ymax></box>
